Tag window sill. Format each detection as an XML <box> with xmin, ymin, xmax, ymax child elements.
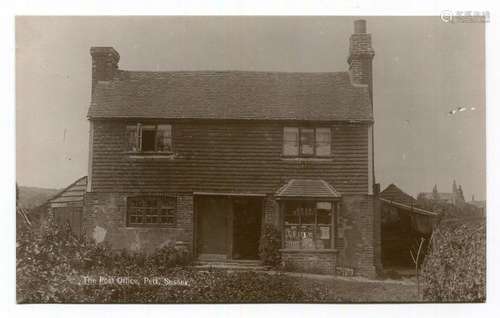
<box><xmin>125</xmin><ymin>152</ymin><xmax>176</xmax><ymax>160</ymax></box>
<box><xmin>119</xmin><ymin>226</ymin><xmax>176</xmax><ymax>230</ymax></box>
<box><xmin>281</xmin><ymin>157</ymin><xmax>334</xmax><ymax>162</ymax></box>
<box><xmin>279</xmin><ymin>248</ymin><xmax>338</xmax><ymax>253</ymax></box>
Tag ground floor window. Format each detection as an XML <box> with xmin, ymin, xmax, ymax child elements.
<box><xmin>283</xmin><ymin>201</ymin><xmax>334</xmax><ymax>249</ymax></box>
<box><xmin>127</xmin><ymin>195</ymin><xmax>176</xmax><ymax>227</ymax></box>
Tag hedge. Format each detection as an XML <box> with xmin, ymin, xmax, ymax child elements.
<box><xmin>17</xmin><ymin>222</ymin><xmax>329</xmax><ymax>303</ymax></box>
<box><xmin>420</xmin><ymin>220</ymin><xmax>485</xmax><ymax>302</ymax></box>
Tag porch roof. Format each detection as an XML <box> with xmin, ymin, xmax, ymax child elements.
<box><xmin>275</xmin><ymin>179</ymin><xmax>342</xmax><ymax>199</ymax></box>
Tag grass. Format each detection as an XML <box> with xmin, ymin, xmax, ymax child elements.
<box><xmin>286</xmin><ymin>273</ymin><xmax>418</xmax><ymax>303</ymax></box>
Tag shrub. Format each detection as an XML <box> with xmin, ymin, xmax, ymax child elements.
<box><xmin>17</xmin><ymin>220</ymin><xmax>329</xmax><ymax>303</ymax></box>
<box><xmin>420</xmin><ymin>220</ymin><xmax>485</xmax><ymax>302</ymax></box>
<box><xmin>258</xmin><ymin>224</ymin><xmax>281</xmax><ymax>267</ymax></box>
<box><xmin>17</xmin><ymin>222</ymin><xmax>90</xmax><ymax>302</ymax></box>
<box><xmin>18</xmin><ymin>221</ymin><xmax>333</xmax><ymax>303</ymax></box>
<box><xmin>147</xmin><ymin>245</ymin><xmax>191</xmax><ymax>269</ymax></box>
<box><xmin>16</xmin><ymin>222</ymin><xmax>192</xmax><ymax>303</ymax></box>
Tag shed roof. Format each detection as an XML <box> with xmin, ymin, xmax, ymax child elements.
<box><xmin>88</xmin><ymin>70</ymin><xmax>372</xmax><ymax>122</ymax></box>
<box><xmin>48</xmin><ymin>176</ymin><xmax>87</xmax><ymax>208</ymax></box>
<box><xmin>380</xmin><ymin>183</ymin><xmax>417</xmax><ymax>206</ymax></box>
<box><xmin>275</xmin><ymin>179</ymin><xmax>341</xmax><ymax>199</ymax></box>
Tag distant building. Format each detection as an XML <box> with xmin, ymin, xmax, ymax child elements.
<box><xmin>469</xmin><ymin>195</ymin><xmax>486</xmax><ymax>217</ymax></box>
<box><xmin>417</xmin><ymin>180</ymin><xmax>465</xmax><ymax>206</ymax></box>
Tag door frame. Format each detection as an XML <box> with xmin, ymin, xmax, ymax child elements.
<box><xmin>193</xmin><ymin>193</ymin><xmax>265</xmax><ymax>260</ymax></box>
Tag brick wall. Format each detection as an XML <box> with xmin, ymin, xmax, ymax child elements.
<box><xmin>261</xmin><ymin>194</ymin><xmax>380</xmax><ymax>278</ymax></box>
<box><xmin>263</xmin><ymin>195</ymin><xmax>279</xmax><ymax>227</ymax></box>
<box><xmin>373</xmin><ymin>197</ymin><xmax>383</xmax><ymax>273</ymax></box>
<box><xmin>281</xmin><ymin>250</ymin><xmax>337</xmax><ymax>274</ymax></box>
<box><xmin>336</xmin><ymin>194</ymin><xmax>379</xmax><ymax>278</ymax></box>
<box><xmin>83</xmin><ymin>192</ymin><xmax>194</xmax><ymax>254</ymax></box>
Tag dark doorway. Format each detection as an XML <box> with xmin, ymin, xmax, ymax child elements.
<box><xmin>196</xmin><ymin>196</ymin><xmax>232</xmax><ymax>260</ymax></box>
<box><xmin>232</xmin><ymin>198</ymin><xmax>262</xmax><ymax>260</ymax></box>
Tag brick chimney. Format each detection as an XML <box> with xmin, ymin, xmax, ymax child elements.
<box><xmin>348</xmin><ymin>20</ymin><xmax>375</xmax><ymax>99</ymax></box>
<box><xmin>90</xmin><ymin>47</ymin><xmax>120</xmax><ymax>93</ymax></box>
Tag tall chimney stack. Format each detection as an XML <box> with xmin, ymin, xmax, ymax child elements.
<box><xmin>90</xmin><ymin>47</ymin><xmax>120</xmax><ymax>94</ymax></box>
<box><xmin>348</xmin><ymin>20</ymin><xmax>375</xmax><ymax>99</ymax></box>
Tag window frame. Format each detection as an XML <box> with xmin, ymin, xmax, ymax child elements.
<box><xmin>282</xmin><ymin>127</ymin><xmax>332</xmax><ymax>158</ymax></box>
<box><xmin>126</xmin><ymin>195</ymin><xmax>177</xmax><ymax>228</ymax></box>
<box><xmin>126</xmin><ymin>123</ymin><xmax>173</xmax><ymax>154</ymax></box>
<box><xmin>281</xmin><ymin>200</ymin><xmax>336</xmax><ymax>250</ymax></box>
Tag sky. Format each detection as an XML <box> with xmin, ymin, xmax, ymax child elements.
<box><xmin>15</xmin><ymin>16</ymin><xmax>486</xmax><ymax>200</ymax></box>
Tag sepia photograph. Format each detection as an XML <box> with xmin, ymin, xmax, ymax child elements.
<box><xmin>15</xmin><ymin>15</ymin><xmax>486</xmax><ymax>304</ymax></box>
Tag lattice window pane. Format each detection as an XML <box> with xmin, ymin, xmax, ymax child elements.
<box><xmin>283</xmin><ymin>127</ymin><xmax>299</xmax><ymax>156</ymax></box>
<box><xmin>127</xmin><ymin>196</ymin><xmax>176</xmax><ymax>226</ymax></box>
<box><xmin>300</xmin><ymin>128</ymin><xmax>315</xmax><ymax>155</ymax></box>
<box><xmin>315</xmin><ymin>128</ymin><xmax>331</xmax><ymax>156</ymax></box>
<box><xmin>156</xmin><ymin>125</ymin><xmax>172</xmax><ymax>152</ymax></box>
<box><xmin>126</xmin><ymin>125</ymin><xmax>139</xmax><ymax>152</ymax></box>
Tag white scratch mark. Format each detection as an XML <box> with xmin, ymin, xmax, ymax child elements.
<box><xmin>92</xmin><ymin>226</ymin><xmax>107</xmax><ymax>243</ymax></box>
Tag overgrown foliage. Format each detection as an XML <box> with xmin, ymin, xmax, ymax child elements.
<box><xmin>258</xmin><ymin>224</ymin><xmax>282</xmax><ymax>267</ymax></box>
<box><xmin>420</xmin><ymin>220</ymin><xmax>485</xmax><ymax>302</ymax></box>
<box><xmin>17</xmin><ymin>222</ymin><xmax>191</xmax><ymax>303</ymax></box>
<box><xmin>17</xmin><ymin>222</ymin><xmax>332</xmax><ymax>303</ymax></box>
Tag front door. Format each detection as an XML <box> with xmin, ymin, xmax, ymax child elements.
<box><xmin>196</xmin><ymin>197</ymin><xmax>232</xmax><ymax>260</ymax></box>
<box><xmin>232</xmin><ymin>198</ymin><xmax>262</xmax><ymax>260</ymax></box>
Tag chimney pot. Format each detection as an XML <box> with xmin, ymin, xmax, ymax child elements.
<box><xmin>354</xmin><ymin>19</ymin><xmax>367</xmax><ymax>34</ymax></box>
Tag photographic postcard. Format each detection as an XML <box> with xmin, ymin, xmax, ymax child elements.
<box><xmin>15</xmin><ymin>15</ymin><xmax>486</xmax><ymax>305</ymax></box>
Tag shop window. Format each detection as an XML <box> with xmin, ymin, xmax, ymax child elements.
<box><xmin>283</xmin><ymin>201</ymin><xmax>333</xmax><ymax>249</ymax></box>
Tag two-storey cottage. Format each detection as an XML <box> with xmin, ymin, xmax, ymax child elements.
<box><xmin>83</xmin><ymin>20</ymin><xmax>381</xmax><ymax>277</ymax></box>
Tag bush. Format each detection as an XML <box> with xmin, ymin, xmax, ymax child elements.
<box><xmin>16</xmin><ymin>220</ymin><xmax>329</xmax><ymax>303</ymax></box>
<box><xmin>17</xmin><ymin>221</ymin><xmax>333</xmax><ymax>303</ymax></box>
<box><xmin>16</xmin><ymin>222</ymin><xmax>192</xmax><ymax>303</ymax></box>
<box><xmin>258</xmin><ymin>224</ymin><xmax>281</xmax><ymax>267</ymax></box>
<box><xmin>420</xmin><ymin>220</ymin><xmax>485</xmax><ymax>302</ymax></box>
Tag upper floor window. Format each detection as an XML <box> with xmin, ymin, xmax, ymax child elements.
<box><xmin>127</xmin><ymin>124</ymin><xmax>172</xmax><ymax>153</ymax></box>
<box><xmin>283</xmin><ymin>127</ymin><xmax>331</xmax><ymax>157</ymax></box>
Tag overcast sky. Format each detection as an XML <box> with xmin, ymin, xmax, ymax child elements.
<box><xmin>16</xmin><ymin>16</ymin><xmax>485</xmax><ymax>200</ymax></box>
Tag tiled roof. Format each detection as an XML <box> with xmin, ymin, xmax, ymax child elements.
<box><xmin>275</xmin><ymin>179</ymin><xmax>342</xmax><ymax>198</ymax></box>
<box><xmin>379</xmin><ymin>183</ymin><xmax>417</xmax><ymax>206</ymax></box>
<box><xmin>88</xmin><ymin>70</ymin><xmax>372</xmax><ymax>121</ymax></box>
